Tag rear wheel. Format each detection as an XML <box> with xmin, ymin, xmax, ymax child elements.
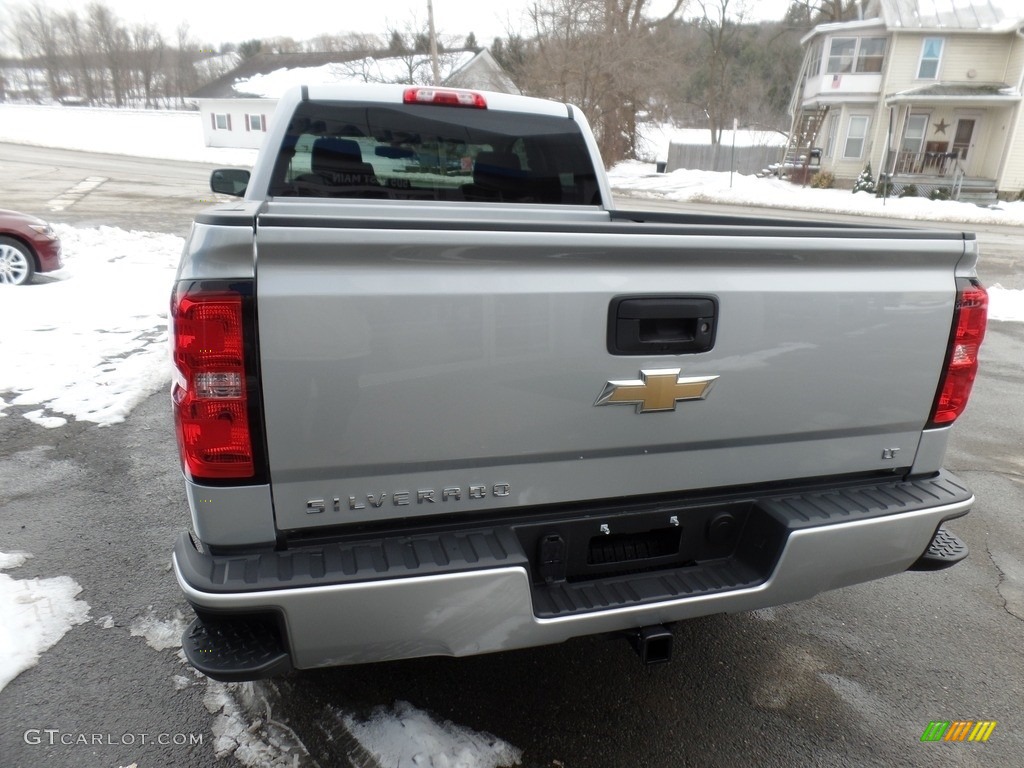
<box><xmin>0</xmin><ymin>236</ymin><xmax>36</xmax><ymax>286</ymax></box>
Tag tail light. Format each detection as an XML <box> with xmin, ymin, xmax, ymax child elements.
<box><xmin>403</xmin><ymin>87</ymin><xmax>487</xmax><ymax>109</ymax></box>
<box><xmin>171</xmin><ymin>281</ymin><xmax>264</xmax><ymax>482</ymax></box>
<box><xmin>928</xmin><ymin>278</ymin><xmax>987</xmax><ymax>427</ymax></box>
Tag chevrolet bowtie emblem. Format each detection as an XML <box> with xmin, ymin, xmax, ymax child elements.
<box><xmin>595</xmin><ymin>369</ymin><xmax>719</xmax><ymax>413</ymax></box>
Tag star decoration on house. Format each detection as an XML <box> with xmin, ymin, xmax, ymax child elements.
<box><xmin>934</xmin><ymin>119</ymin><xmax>950</xmax><ymax>134</ymax></box>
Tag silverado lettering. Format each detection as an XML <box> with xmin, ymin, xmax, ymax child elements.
<box><xmin>343</xmin><ymin>483</ymin><xmax>511</xmax><ymax>510</ymax></box>
<box><xmin>171</xmin><ymin>83</ymin><xmax>986</xmax><ymax>681</ymax></box>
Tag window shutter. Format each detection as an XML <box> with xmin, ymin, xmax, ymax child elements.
<box><xmin>245</xmin><ymin>114</ymin><xmax>250</xmax><ymax>132</ymax></box>
<box><xmin>211</xmin><ymin>113</ymin><xmax>216</xmax><ymax>130</ymax></box>
<box><xmin>261</xmin><ymin>114</ymin><xmax>267</xmax><ymax>131</ymax></box>
<box><xmin>227</xmin><ymin>114</ymin><xmax>232</xmax><ymax>131</ymax></box>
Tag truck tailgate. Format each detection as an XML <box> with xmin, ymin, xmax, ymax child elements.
<box><xmin>253</xmin><ymin>208</ymin><xmax>968</xmax><ymax>532</ymax></box>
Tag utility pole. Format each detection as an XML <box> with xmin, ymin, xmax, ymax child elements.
<box><xmin>427</xmin><ymin>0</ymin><xmax>441</xmax><ymax>85</ymax></box>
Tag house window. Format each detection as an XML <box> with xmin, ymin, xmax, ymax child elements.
<box><xmin>843</xmin><ymin>115</ymin><xmax>870</xmax><ymax>159</ymax></box>
<box><xmin>901</xmin><ymin>114</ymin><xmax>929</xmax><ymax>154</ymax></box>
<box><xmin>246</xmin><ymin>114</ymin><xmax>266</xmax><ymax>132</ymax></box>
<box><xmin>827</xmin><ymin>37</ymin><xmax>887</xmax><ymax>74</ymax></box>
<box><xmin>807</xmin><ymin>41</ymin><xmax>823</xmax><ymax>78</ymax></box>
<box><xmin>917</xmin><ymin>37</ymin><xmax>943</xmax><ymax>79</ymax></box>
<box><xmin>213</xmin><ymin>113</ymin><xmax>231</xmax><ymax>130</ymax></box>
<box><xmin>827</xmin><ymin>38</ymin><xmax>857</xmax><ymax>73</ymax></box>
<box><xmin>855</xmin><ymin>38</ymin><xmax>887</xmax><ymax>73</ymax></box>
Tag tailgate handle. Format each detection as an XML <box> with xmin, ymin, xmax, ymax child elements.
<box><xmin>608</xmin><ymin>297</ymin><xmax>717</xmax><ymax>355</ymax></box>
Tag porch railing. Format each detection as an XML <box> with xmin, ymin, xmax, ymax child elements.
<box><xmin>951</xmin><ymin>159</ymin><xmax>966</xmax><ymax>201</ymax></box>
<box><xmin>892</xmin><ymin>150</ymin><xmax>962</xmax><ymax>176</ymax></box>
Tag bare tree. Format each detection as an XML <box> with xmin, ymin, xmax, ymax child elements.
<box><xmin>15</xmin><ymin>2</ymin><xmax>63</xmax><ymax>99</ymax></box>
<box><xmin>692</xmin><ymin>0</ymin><xmax>751</xmax><ymax>145</ymax></box>
<box><xmin>304</xmin><ymin>32</ymin><xmax>380</xmax><ymax>54</ymax></box>
<box><xmin>131</xmin><ymin>23</ymin><xmax>163</xmax><ymax>107</ymax></box>
<box><xmin>523</xmin><ymin>0</ymin><xmax>687</xmax><ymax>166</ymax></box>
<box><xmin>56</xmin><ymin>10</ymin><xmax>99</xmax><ymax>104</ymax></box>
<box><xmin>785</xmin><ymin>0</ymin><xmax>864</xmax><ymax>25</ymax></box>
<box><xmin>380</xmin><ymin>17</ymin><xmax>458</xmax><ymax>84</ymax></box>
<box><xmin>87</xmin><ymin>2</ymin><xmax>130</xmax><ymax>106</ymax></box>
<box><xmin>264</xmin><ymin>36</ymin><xmax>301</xmax><ymax>54</ymax></box>
<box><xmin>173</xmin><ymin>22</ymin><xmax>199</xmax><ymax>108</ymax></box>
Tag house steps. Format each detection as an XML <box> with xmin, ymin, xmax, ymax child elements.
<box><xmin>779</xmin><ymin>106</ymin><xmax>829</xmax><ymax>173</ymax></box>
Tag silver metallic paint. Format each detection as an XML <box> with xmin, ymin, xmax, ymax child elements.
<box><xmin>186</xmin><ymin>480</ymin><xmax>277</xmax><ymax>548</ymax></box>
<box><xmin>175</xmin><ymin>495</ymin><xmax>972</xmax><ymax>668</ymax></box>
<box><xmin>252</xmin><ymin>221</ymin><xmax>967</xmax><ymax>530</ymax></box>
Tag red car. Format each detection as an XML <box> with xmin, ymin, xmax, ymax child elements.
<box><xmin>0</xmin><ymin>208</ymin><xmax>63</xmax><ymax>286</ymax></box>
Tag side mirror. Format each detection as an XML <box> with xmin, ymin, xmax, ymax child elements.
<box><xmin>211</xmin><ymin>168</ymin><xmax>250</xmax><ymax>197</ymax></box>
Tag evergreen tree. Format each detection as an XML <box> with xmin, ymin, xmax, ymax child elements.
<box><xmin>853</xmin><ymin>162</ymin><xmax>876</xmax><ymax>194</ymax></box>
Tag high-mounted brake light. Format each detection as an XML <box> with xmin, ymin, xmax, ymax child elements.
<box><xmin>171</xmin><ymin>283</ymin><xmax>260</xmax><ymax>481</ymax></box>
<box><xmin>928</xmin><ymin>279</ymin><xmax>987</xmax><ymax>427</ymax></box>
<box><xmin>403</xmin><ymin>87</ymin><xmax>487</xmax><ymax>109</ymax></box>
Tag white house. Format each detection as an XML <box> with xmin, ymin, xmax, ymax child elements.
<box><xmin>785</xmin><ymin>0</ymin><xmax>1024</xmax><ymax>201</ymax></box>
<box><xmin>193</xmin><ymin>49</ymin><xmax>519</xmax><ymax>150</ymax></box>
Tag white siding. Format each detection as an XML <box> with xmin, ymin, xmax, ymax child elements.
<box><xmin>885</xmin><ymin>33</ymin><xmax>1015</xmax><ymax>93</ymax></box>
<box><xmin>198</xmin><ymin>98</ymin><xmax>276</xmax><ymax>149</ymax></box>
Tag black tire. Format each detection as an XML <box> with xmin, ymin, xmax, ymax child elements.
<box><xmin>0</xmin><ymin>235</ymin><xmax>36</xmax><ymax>286</ymax></box>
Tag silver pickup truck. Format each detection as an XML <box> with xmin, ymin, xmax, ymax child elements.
<box><xmin>171</xmin><ymin>84</ymin><xmax>987</xmax><ymax>680</ymax></box>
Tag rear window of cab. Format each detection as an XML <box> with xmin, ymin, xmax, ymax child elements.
<box><xmin>267</xmin><ymin>101</ymin><xmax>603</xmax><ymax>206</ymax></box>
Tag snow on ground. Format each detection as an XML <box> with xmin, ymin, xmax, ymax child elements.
<box><xmin>637</xmin><ymin>122</ymin><xmax>787</xmax><ymax>162</ymax></box>
<box><xmin>609</xmin><ymin>160</ymin><xmax>1024</xmax><ymax>226</ymax></box>
<box><xmin>344</xmin><ymin>700</ymin><xmax>523</xmax><ymax>768</ymax></box>
<box><xmin>0</xmin><ymin>550</ymin><xmax>91</xmax><ymax>693</ymax></box>
<box><xmin>0</xmin><ymin>104</ymin><xmax>258</xmax><ymax>166</ymax></box>
<box><xmin>0</xmin><ymin>225</ymin><xmax>182</xmax><ymax>427</ymax></box>
<box><xmin>130</xmin><ymin>609</ymin><xmax>191</xmax><ymax>652</ymax></box>
<box><xmin>989</xmin><ymin>284</ymin><xmax>1024</xmax><ymax>321</ymax></box>
<box><xmin>118</xmin><ymin>608</ymin><xmax>519</xmax><ymax>767</ymax></box>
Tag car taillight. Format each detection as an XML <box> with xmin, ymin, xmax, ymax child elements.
<box><xmin>171</xmin><ymin>281</ymin><xmax>262</xmax><ymax>481</ymax></box>
<box><xmin>403</xmin><ymin>87</ymin><xmax>487</xmax><ymax>108</ymax></box>
<box><xmin>928</xmin><ymin>278</ymin><xmax>987</xmax><ymax>427</ymax></box>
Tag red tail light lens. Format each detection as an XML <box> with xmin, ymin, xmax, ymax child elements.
<box><xmin>172</xmin><ymin>284</ymin><xmax>257</xmax><ymax>480</ymax></box>
<box><xmin>928</xmin><ymin>279</ymin><xmax>987</xmax><ymax>427</ymax></box>
<box><xmin>403</xmin><ymin>87</ymin><xmax>487</xmax><ymax>108</ymax></box>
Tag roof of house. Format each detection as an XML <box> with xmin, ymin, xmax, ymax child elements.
<box><xmin>804</xmin><ymin>0</ymin><xmax>1024</xmax><ymax>42</ymax></box>
<box><xmin>191</xmin><ymin>48</ymin><xmax>516</xmax><ymax>100</ymax></box>
<box><xmin>876</xmin><ymin>0</ymin><xmax>1024</xmax><ymax>31</ymax></box>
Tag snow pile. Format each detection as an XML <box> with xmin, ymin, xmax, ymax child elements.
<box><xmin>344</xmin><ymin>700</ymin><xmax>522</xmax><ymax>768</ymax></box>
<box><xmin>608</xmin><ymin>161</ymin><xmax>1024</xmax><ymax>227</ymax></box>
<box><xmin>0</xmin><ymin>225</ymin><xmax>183</xmax><ymax>427</ymax></box>
<box><xmin>0</xmin><ymin>551</ymin><xmax>91</xmax><ymax>693</ymax></box>
<box><xmin>203</xmin><ymin>679</ymin><xmax>311</xmax><ymax>766</ymax></box>
<box><xmin>988</xmin><ymin>283</ymin><xmax>1024</xmax><ymax>322</ymax></box>
<box><xmin>130</xmin><ymin>609</ymin><xmax>191</xmax><ymax>652</ymax></box>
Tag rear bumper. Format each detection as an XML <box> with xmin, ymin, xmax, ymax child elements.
<box><xmin>174</xmin><ymin>471</ymin><xmax>972</xmax><ymax>675</ymax></box>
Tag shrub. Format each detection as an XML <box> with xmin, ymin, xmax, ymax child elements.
<box><xmin>899</xmin><ymin>183</ymin><xmax>918</xmax><ymax>198</ymax></box>
<box><xmin>929</xmin><ymin>187</ymin><xmax>951</xmax><ymax>201</ymax></box>
<box><xmin>810</xmin><ymin>171</ymin><xmax>835</xmax><ymax>189</ymax></box>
